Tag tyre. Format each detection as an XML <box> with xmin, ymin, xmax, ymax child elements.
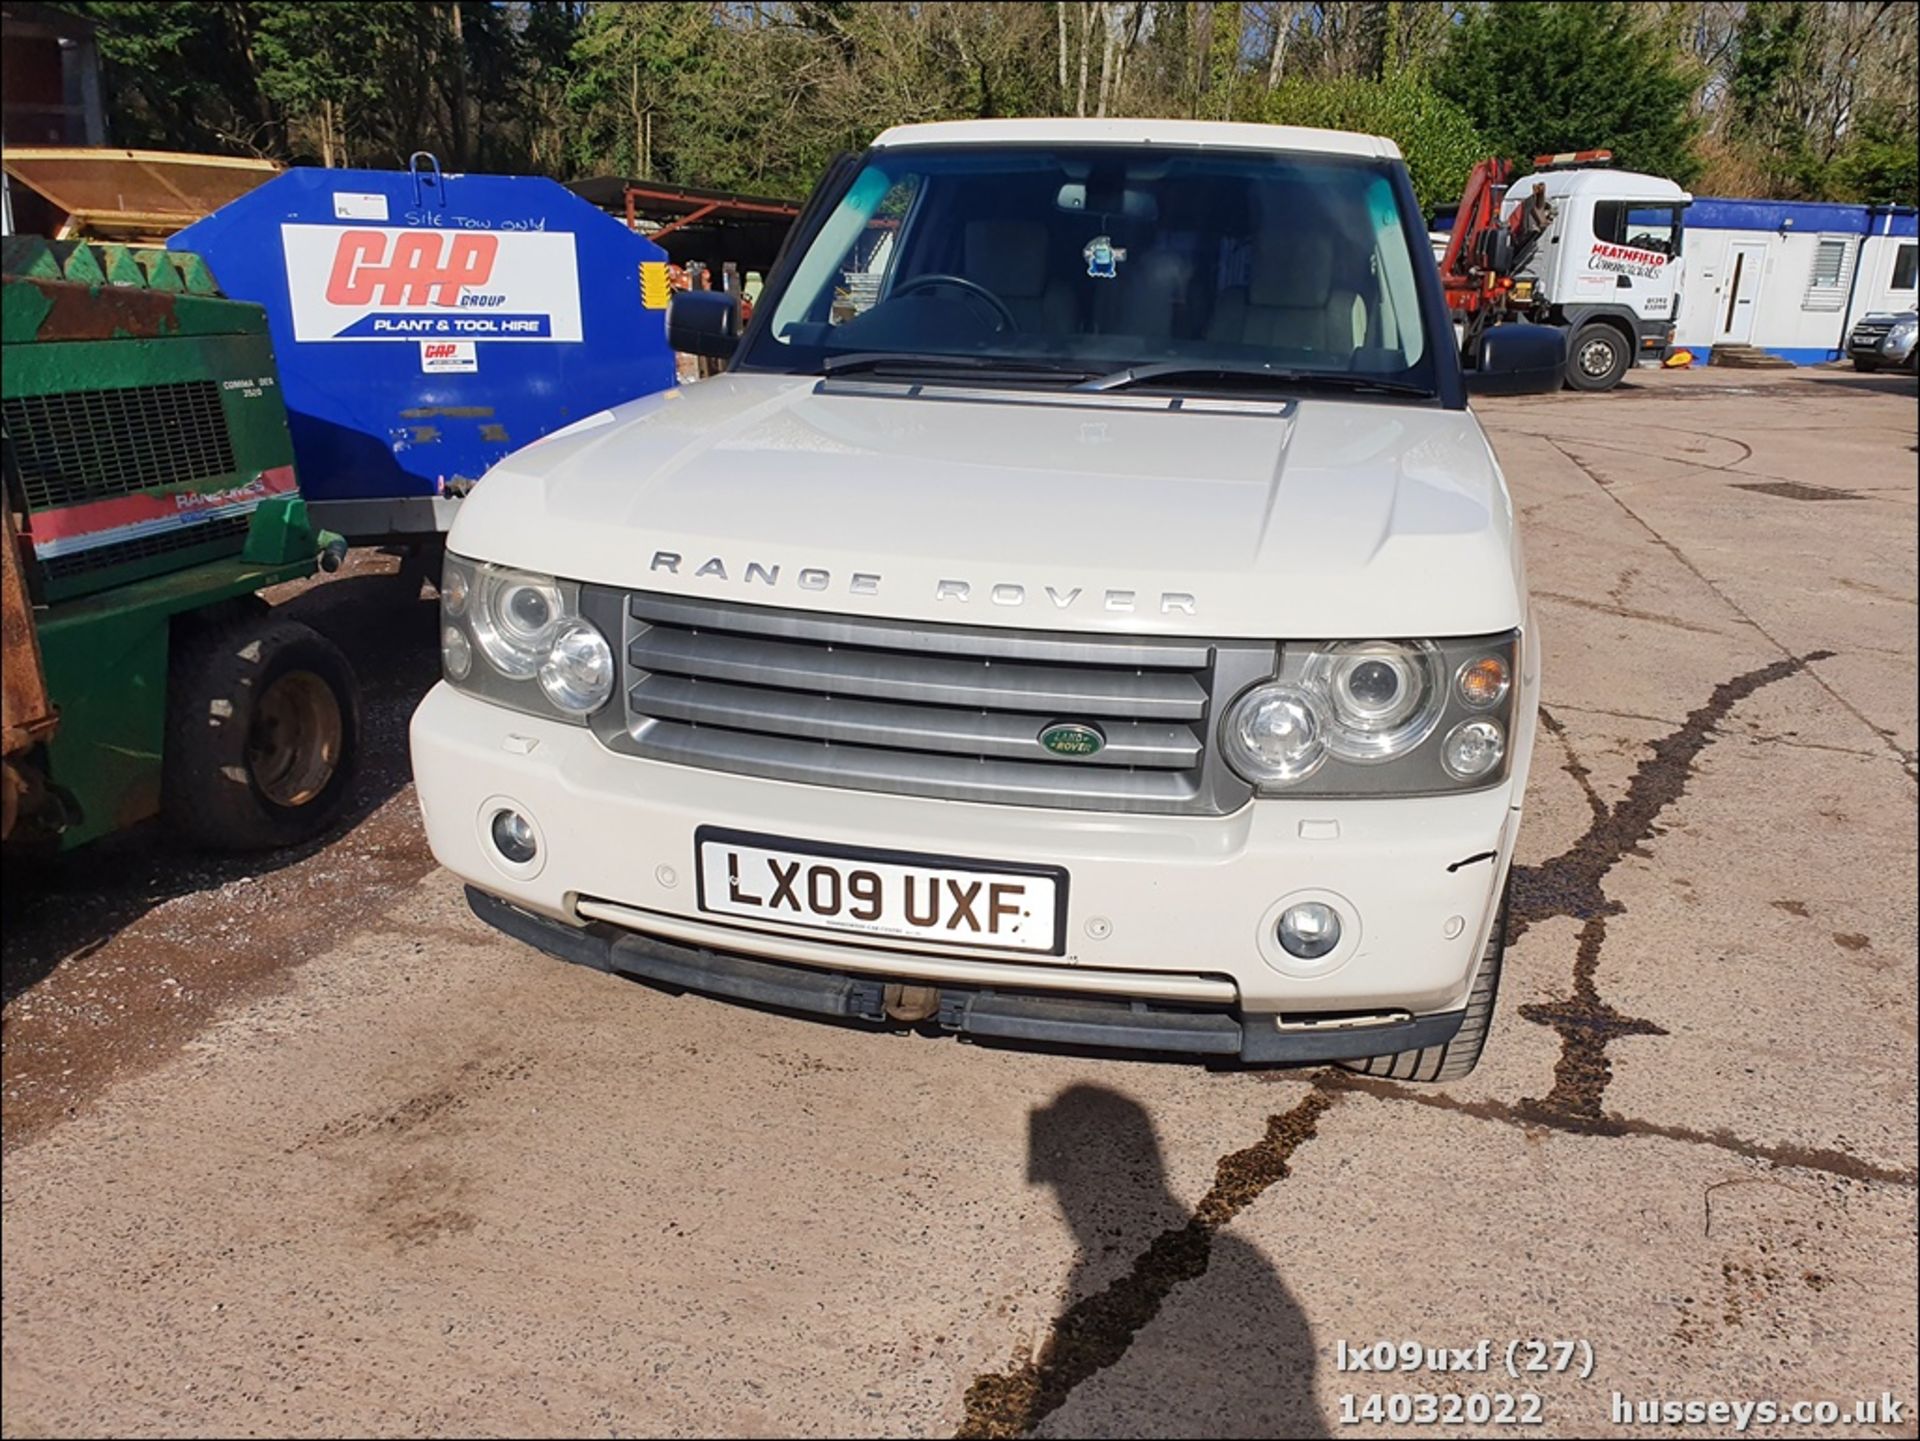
<box><xmin>1565</xmin><ymin>321</ymin><xmax>1632</xmax><ymax>391</ymax></box>
<box><xmin>163</xmin><ymin>614</ymin><xmax>361</xmax><ymax>850</ymax></box>
<box><xmin>1341</xmin><ymin>876</ymin><xmax>1508</xmax><ymax>1083</ymax></box>
<box><xmin>1852</xmin><ymin>357</ymin><xmax>1881</xmax><ymax>373</ymax></box>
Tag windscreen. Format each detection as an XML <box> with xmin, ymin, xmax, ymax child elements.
<box><xmin>745</xmin><ymin>145</ymin><xmax>1435</xmax><ymax>389</ymax></box>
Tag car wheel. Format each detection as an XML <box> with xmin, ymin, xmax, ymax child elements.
<box><xmin>1565</xmin><ymin>322</ymin><xmax>1632</xmax><ymax>391</ymax></box>
<box><xmin>1341</xmin><ymin>876</ymin><xmax>1507</xmax><ymax>1083</ymax></box>
<box><xmin>1853</xmin><ymin>357</ymin><xmax>1882</xmax><ymax>373</ymax></box>
<box><xmin>164</xmin><ymin>614</ymin><xmax>361</xmax><ymax>850</ymax></box>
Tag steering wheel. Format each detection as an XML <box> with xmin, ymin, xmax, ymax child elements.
<box><xmin>890</xmin><ymin>273</ymin><xmax>1019</xmax><ymax>332</ymax></box>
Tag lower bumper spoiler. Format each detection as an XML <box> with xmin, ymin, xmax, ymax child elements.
<box><xmin>467</xmin><ymin>887</ymin><xmax>1465</xmax><ymax>1066</ymax></box>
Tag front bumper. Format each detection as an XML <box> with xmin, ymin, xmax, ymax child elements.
<box><xmin>1848</xmin><ymin>326</ymin><xmax>1918</xmax><ymax>366</ymax></box>
<box><xmin>411</xmin><ymin>683</ymin><xmax>1520</xmax><ymax>1034</ymax></box>
<box><xmin>465</xmin><ymin>886</ymin><xmax>1468</xmax><ymax>1063</ymax></box>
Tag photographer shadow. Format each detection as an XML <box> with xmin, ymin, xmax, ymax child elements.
<box><xmin>964</xmin><ymin>1084</ymin><xmax>1327</xmax><ymax>1438</ymax></box>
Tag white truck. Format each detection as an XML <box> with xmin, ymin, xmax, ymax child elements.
<box><xmin>1476</xmin><ymin>159</ymin><xmax>1692</xmax><ymax>391</ymax></box>
<box><xmin>409</xmin><ymin>119</ymin><xmax>1558</xmax><ymax>1079</ymax></box>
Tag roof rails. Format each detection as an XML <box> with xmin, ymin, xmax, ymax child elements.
<box><xmin>1533</xmin><ymin>149</ymin><xmax>1615</xmax><ymax>172</ymax></box>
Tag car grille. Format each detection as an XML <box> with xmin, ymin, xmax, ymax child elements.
<box><xmin>1850</xmin><ymin>320</ymin><xmax>1893</xmax><ymax>346</ymax></box>
<box><xmin>3</xmin><ymin>380</ymin><xmax>236</xmax><ymax>512</ymax></box>
<box><xmin>590</xmin><ymin>591</ymin><xmax>1276</xmax><ymax>815</ymax></box>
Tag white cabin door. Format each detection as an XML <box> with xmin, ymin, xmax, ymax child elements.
<box><xmin>1717</xmin><ymin>242</ymin><xmax>1765</xmax><ymax>344</ymax></box>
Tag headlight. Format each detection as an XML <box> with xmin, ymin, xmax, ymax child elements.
<box><xmin>1302</xmin><ymin>640</ymin><xmax>1444</xmax><ymax>761</ymax></box>
<box><xmin>1886</xmin><ymin>318</ymin><xmax>1917</xmax><ymax>348</ymax></box>
<box><xmin>471</xmin><ymin>567</ymin><xmax>567</xmax><ymax>679</ymax></box>
<box><xmin>440</xmin><ymin>554</ymin><xmax>614</xmax><ymax>721</ymax></box>
<box><xmin>1221</xmin><ymin>683</ymin><xmax>1326</xmax><ymax>784</ymax></box>
<box><xmin>538</xmin><ymin>618</ymin><xmax>616</xmax><ymax>714</ymax></box>
<box><xmin>440</xmin><ymin>624</ymin><xmax>473</xmax><ymax>681</ymax></box>
<box><xmin>1221</xmin><ymin>632</ymin><xmax>1519</xmax><ymax>796</ymax></box>
<box><xmin>440</xmin><ymin>562</ymin><xmax>470</xmax><ymax>618</ymax></box>
<box><xmin>1441</xmin><ymin>718</ymin><xmax>1506</xmax><ymax>779</ymax></box>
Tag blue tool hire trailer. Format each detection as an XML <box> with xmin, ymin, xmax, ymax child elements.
<box><xmin>171</xmin><ymin>154</ymin><xmax>676</xmax><ymax>547</ymax></box>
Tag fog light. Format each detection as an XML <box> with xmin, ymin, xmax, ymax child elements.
<box><xmin>1277</xmin><ymin>901</ymin><xmax>1342</xmax><ymax>960</ymax></box>
<box><xmin>1442</xmin><ymin>718</ymin><xmax>1506</xmax><ymax>780</ymax></box>
<box><xmin>441</xmin><ymin>624</ymin><xmax>473</xmax><ymax>681</ymax></box>
<box><xmin>490</xmin><ymin>808</ymin><xmax>537</xmax><ymax>864</ymax></box>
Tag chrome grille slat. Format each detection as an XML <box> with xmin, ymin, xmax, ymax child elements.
<box><xmin>587</xmin><ymin>589</ymin><xmax>1274</xmax><ymax>816</ymax></box>
<box><xmin>630</xmin><ymin>674</ymin><xmax>1202</xmax><ymax>768</ymax></box>
<box><xmin>628</xmin><ymin>592</ymin><xmax>1211</xmax><ymax>668</ymax></box>
<box><xmin>627</xmin><ymin>722</ymin><xmax>1205</xmax><ymax>808</ymax></box>
<box><xmin>628</xmin><ymin>628</ymin><xmax>1209</xmax><ymax>719</ymax></box>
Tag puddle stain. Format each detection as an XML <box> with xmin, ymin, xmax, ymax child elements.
<box><xmin>1509</xmin><ymin>653</ymin><xmax>1834</xmax><ymax>1123</ymax></box>
<box><xmin>1732</xmin><ymin>481</ymin><xmax>1860</xmax><ymax>502</ymax></box>
<box><xmin>955</xmin><ymin>1089</ymin><xmax>1335</xmax><ymax>1440</ymax></box>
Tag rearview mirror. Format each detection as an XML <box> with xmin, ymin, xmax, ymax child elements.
<box><xmin>1467</xmin><ymin>323</ymin><xmax>1565</xmax><ymax>396</ymax></box>
<box><xmin>668</xmin><ymin>290</ymin><xmax>741</xmax><ymax>359</ymax></box>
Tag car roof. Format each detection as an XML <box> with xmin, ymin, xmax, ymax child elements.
<box><xmin>869</xmin><ymin>117</ymin><xmax>1402</xmax><ymax>161</ymax></box>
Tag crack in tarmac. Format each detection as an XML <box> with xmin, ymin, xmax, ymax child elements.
<box><xmin>954</xmin><ymin>1088</ymin><xmax>1336</xmax><ymax>1439</ymax></box>
<box><xmin>1511</xmin><ymin>654</ymin><xmax>1832</xmax><ymax>1123</ymax></box>
<box><xmin>1320</xmin><ymin>1071</ymin><xmax>1915</xmax><ymax>1187</ymax></box>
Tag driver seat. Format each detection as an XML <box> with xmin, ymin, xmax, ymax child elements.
<box><xmin>964</xmin><ymin>220</ymin><xmax>1078</xmax><ymax>333</ymax></box>
<box><xmin>1206</xmin><ymin>232</ymin><xmax>1365</xmax><ymax>361</ymax></box>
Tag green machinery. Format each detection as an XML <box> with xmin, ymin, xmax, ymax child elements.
<box><xmin>2</xmin><ymin>237</ymin><xmax>360</xmax><ymax>853</ymax></box>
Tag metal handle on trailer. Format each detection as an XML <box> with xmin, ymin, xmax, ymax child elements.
<box><xmin>409</xmin><ymin>152</ymin><xmax>446</xmax><ymax>210</ymax></box>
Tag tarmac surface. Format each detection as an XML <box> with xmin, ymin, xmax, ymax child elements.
<box><xmin>3</xmin><ymin>365</ymin><xmax>1916</xmax><ymax>1438</ymax></box>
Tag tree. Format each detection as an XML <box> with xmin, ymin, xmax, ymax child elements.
<box><xmin>252</xmin><ymin>3</ymin><xmax>419</xmax><ymax>168</ymax></box>
<box><xmin>1434</xmin><ymin>2</ymin><xmax>1703</xmax><ymax>183</ymax></box>
<box><xmin>1708</xmin><ymin>0</ymin><xmax>1918</xmax><ymax>200</ymax></box>
<box><xmin>1265</xmin><ymin>72</ymin><xmax>1487</xmax><ymax>208</ymax></box>
<box><xmin>66</xmin><ymin>1</ymin><xmax>1918</xmax><ymax>204</ymax></box>
<box><xmin>73</xmin><ymin>1</ymin><xmax>283</xmax><ymax>156</ymax></box>
<box><xmin>1829</xmin><ymin>103</ymin><xmax>1920</xmax><ymax>207</ymax></box>
<box><xmin>566</xmin><ymin>2</ymin><xmax>717</xmax><ymax>181</ymax></box>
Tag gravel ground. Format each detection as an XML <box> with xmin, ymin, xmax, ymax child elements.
<box><xmin>2</xmin><ymin>365</ymin><xmax>1915</xmax><ymax>1439</ymax></box>
<box><xmin>1</xmin><ymin>549</ymin><xmax>440</xmax><ymax>1142</ymax></box>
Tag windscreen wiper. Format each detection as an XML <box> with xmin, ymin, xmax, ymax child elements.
<box><xmin>1078</xmin><ymin>360</ymin><xmax>1434</xmax><ymax>398</ymax></box>
<box><xmin>822</xmin><ymin>352</ymin><xmax>1097</xmax><ymax>381</ymax></box>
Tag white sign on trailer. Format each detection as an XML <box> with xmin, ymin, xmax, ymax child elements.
<box><xmin>279</xmin><ymin>223</ymin><xmax>583</xmax><ymax>343</ymax></box>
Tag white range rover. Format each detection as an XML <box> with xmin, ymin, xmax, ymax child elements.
<box><xmin>410</xmin><ymin>119</ymin><xmax>1562</xmax><ymax>1079</ymax></box>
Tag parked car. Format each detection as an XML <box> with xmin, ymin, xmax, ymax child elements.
<box><xmin>409</xmin><ymin>118</ymin><xmax>1560</xmax><ymax>1080</ymax></box>
<box><xmin>1848</xmin><ymin>310</ymin><xmax>1919</xmax><ymax>372</ymax></box>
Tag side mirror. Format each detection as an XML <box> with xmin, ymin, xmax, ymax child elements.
<box><xmin>668</xmin><ymin>290</ymin><xmax>741</xmax><ymax>359</ymax></box>
<box><xmin>1467</xmin><ymin>323</ymin><xmax>1565</xmax><ymax>396</ymax></box>
<box><xmin>1475</xmin><ymin>227</ymin><xmax>1516</xmax><ymax>276</ymax></box>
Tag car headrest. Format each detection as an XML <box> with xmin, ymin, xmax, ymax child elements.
<box><xmin>965</xmin><ymin>220</ymin><xmax>1049</xmax><ymax>299</ymax></box>
<box><xmin>1249</xmin><ymin>232</ymin><xmax>1336</xmax><ymax>309</ymax></box>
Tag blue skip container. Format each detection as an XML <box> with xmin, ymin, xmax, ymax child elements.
<box><xmin>172</xmin><ymin>155</ymin><xmax>674</xmax><ymax>542</ymax></box>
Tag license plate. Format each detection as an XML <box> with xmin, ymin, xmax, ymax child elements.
<box><xmin>694</xmin><ymin>828</ymin><xmax>1065</xmax><ymax>954</ymax></box>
